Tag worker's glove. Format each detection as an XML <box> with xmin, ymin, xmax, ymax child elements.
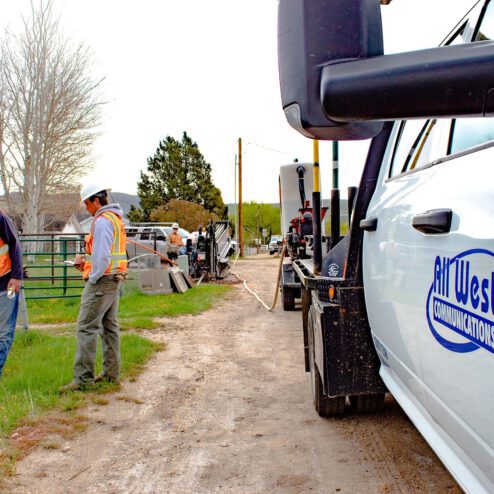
<box><xmin>114</xmin><ymin>272</ymin><xmax>128</xmax><ymax>282</ymax></box>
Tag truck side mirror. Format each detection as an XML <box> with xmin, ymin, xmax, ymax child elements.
<box><xmin>278</xmin><ymin>0</ymin><xmax>384</xmax><ymax>140</ymax></box>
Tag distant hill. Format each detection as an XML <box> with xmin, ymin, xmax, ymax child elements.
<box><xmin>111</xmin><ymin>192</ymin><xmax>140</xmax><ymax>217</ymax></box>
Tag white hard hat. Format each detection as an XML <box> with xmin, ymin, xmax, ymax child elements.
<box><xmin>172</xmin><ymin>222</ymin><xmax>179</xmax><ymax>229</ymax></box>
<box><xmin>80</xmin><ymin>181</ymin><xmax>111</xmax><ymax>202</ymax></box>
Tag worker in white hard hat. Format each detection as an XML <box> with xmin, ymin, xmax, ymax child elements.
<box><xmin>60</xmin><ymin>182</ymin><xmax>127</xmax><ymax>392</ymax></box>
<box><xmin>169</xmin><ymin>222</ymin><xmax>186</xmax><ymax>255</ymax></box>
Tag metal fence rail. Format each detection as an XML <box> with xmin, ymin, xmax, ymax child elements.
<box><xmin>20</xmin><ymin>233</ymin><xmax>86</xmax><ymax>300</ymax></box>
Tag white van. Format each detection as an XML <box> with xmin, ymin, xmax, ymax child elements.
<box><xmin>126</xmin><ymin>225</ymin><xmax>190</xmax><ymax>262</ymax></box>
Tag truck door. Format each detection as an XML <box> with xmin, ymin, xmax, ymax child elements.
<box><xmin>363</xmin><ymin>4</ymin><xmax>494</xmax><ymax>487</ymax></box>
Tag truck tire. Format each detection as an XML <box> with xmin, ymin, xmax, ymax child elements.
<box><xmin>282</xmin><ymin>285</ymin><xmax>295</xmax><ymax>311</ymax></box>
<box><xmin>313</xmin><ymin>368</ymin><xmax>345</xmax><ymax>417</ymax></box>
<box><xmin>308</xmin><ymin>308</ymin><xmax>345</xmax><ymax>417</ymax></box>
<box><xmin>349</xmin><ymin>393</ymin><xmax>385</xmax><ymax>414</ymax></box>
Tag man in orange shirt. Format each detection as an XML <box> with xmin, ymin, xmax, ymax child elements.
<box><xmin>169</xmin><ymin>223</ymin><xmax>186</xmax><ymax>255</ymax></box>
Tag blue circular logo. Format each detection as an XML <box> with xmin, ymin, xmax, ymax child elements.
<box><xmin>426</xmin><ymin>249</ymin><xmax>494</xmax><ymax>354</ymax></box>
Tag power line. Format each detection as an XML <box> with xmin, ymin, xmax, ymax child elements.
<box><xmin>245</xmin><ymin>141</ymin><xmax>295</xmax><ymax>157</ymax></box>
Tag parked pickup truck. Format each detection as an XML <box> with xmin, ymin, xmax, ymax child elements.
<box><xmin>126</xmin><ymin>225</ymin><xmax>190</xmax><ymax>262</ymax></box>
<box><xmin>278</xmin><ymin>1</ymin><xmax>494</xmax><ymax>492</ymax></box>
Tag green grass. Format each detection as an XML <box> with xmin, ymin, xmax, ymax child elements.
<box><xmin>119</xmin><ymin>282</ymin><xmax>230</xmax><ymax>318</ymax></box>
<box><xmin>25</xmin><ymin>280</ymin><xmax>231</xmax><ymax>328</ymax></box>
<box><xmin>0</xmin><ymin>330</ymin><xmax>157</xmax><ymax>437</ymax></box>
<box><xmin>25</xmin><ymin>297</ymin><xmax>80</xmax><ymax>325</ymax></box>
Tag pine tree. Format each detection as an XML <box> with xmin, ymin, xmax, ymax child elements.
<box><xmin>136</xmin><ymin>132</ymin><xmax>226</xmax><ymax>220</ymax></box>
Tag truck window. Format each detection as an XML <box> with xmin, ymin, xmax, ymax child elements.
<box><xmin>447</xmin><ymin>23</ymin><xmax>468</xmax><ymax>45</ymax></box>
<box><xmin>388</xmin><ymin>119</ymin><xmax>438</xmax><ymax>178</ymax></box>
<box><xmin>449</xmin><ymin>1</ymin><xmax>494</xmax><ymax>154</ymax></box>
<box><xmin>449</xmin><ymin>118</ymin><xmax>494</xmax><ymax>153</ymax></box>
<box><xmin>475</xmin><ymin>0</ymin><xmax>494</xmax><ymax>40</ymax></box>
<box><xmin>155</xmin><ymin>230</ymin><xmax>166</xmax><ymax>241</ymax></box>
<box><xmin>140</xmin><ymin>228</ymin><xmax>152</xmax><ymax>240</ymax></box>
<box><xmin>387</xmin><ymin>15</ymin><xmax>484</xmax><ymax>179</ymax></box>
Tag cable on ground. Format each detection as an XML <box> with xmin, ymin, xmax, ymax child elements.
<box><xmin>230</xmin><ymin>243</ymin><xmax>286</xmax><ymax>312</ymax></box>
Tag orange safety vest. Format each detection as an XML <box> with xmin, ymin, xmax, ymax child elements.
<box><xmin>83</xmin><ymin>211</ymin><xmax>127</xmax><ymax>280</ymax></box>
<box><xmin>0</xmin><ymin>238</ymin><xmax>11</xmax><ymax>277</ymax></box>
<box><xmin>169</xmin><ymin>231</ymin><xmax>183</xmax><ymax>246</ymax></box>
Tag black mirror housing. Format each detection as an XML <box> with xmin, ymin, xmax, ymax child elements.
<box><xmin>277</xmin><ymin>0</ymin><xmax>384</xmax><ymax>141</ymax></box>
<box><xmin>322</xmin><ymin>41</ymin><xmax>494</xmax><ymax>122</ymax></box>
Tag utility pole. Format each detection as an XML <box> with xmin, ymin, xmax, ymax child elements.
<box><xmin>238</xmin><ymin>138</ymin><xmax>243</xmax><ymax>257</ymax></box>
<box><xmin>234</xmin><ymin>154</ymin><xmax>238</xmax><ymax>246</ymax></box>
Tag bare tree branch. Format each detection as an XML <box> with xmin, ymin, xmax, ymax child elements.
<box><xmin>0</xmin><ymin>0</ymin><xmax>103</xmax><ymax>240</ymax></box>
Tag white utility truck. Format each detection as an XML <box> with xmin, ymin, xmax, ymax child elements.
<box><xmin>278</xmin><ymin>1</ymin><xmax>494</xmax><ymax>492</ymax></box>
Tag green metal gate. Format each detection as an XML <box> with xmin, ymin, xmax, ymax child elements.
<box><xmin>20</xmin><ymin>233</ymin><xmax>86</xmax><ymax>300</ymax></box>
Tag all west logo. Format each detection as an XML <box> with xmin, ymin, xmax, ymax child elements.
<box><xmin>426</xmin><ymin>249</ymin><xmax>494</xmax><ymax>355</ymax></box>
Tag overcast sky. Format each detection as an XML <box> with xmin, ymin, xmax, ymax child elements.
<box><xmin>1</xmin><ymin>0</ymin><xmax>476</xmax><ymax>203</ymax></box>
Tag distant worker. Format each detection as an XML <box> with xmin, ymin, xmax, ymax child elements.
<box><xmin>169</xmin><ymin>222</ymin><xmax>186</xmax><ymax>255</ymax></box>
<box><xmin>0</xmin><ymin>210</ymin><xmax>23</xmax><ymax>378</ymax></box>
<box><xmin>60</xmin><ymin>183</ymin><xmax>127</xmax><ymax>392</ymax></box>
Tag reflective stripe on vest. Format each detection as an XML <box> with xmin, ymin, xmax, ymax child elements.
<box><xmin>83</xmin><ymin>211</ymin><xmax>127</xmax><ymax>280</ymax></box>
<box><xmin>0</xmin><ymin>238</ymin><xmax>11</xmax><ymax>277</ymax></box>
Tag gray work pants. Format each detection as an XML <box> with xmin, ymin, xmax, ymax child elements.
<box><xmin>73</xmin><ymin>275</ymin><xmax>122</xmax><ymax>384</ymax></box>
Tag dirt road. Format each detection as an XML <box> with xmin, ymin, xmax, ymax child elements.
<box><xmin>7</xmin><ymin>256</ymin><xmax>460</xmax><ymax>493</ymax></box>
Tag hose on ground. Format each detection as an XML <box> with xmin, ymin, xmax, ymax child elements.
<box><xmin>231</xmin><ymin>243</ymin><xmax>286</xmax><ymax>312</ymax></box>
<box><xmin>127</xmin><ymin>239</ymin><xmax>177</xmax><ymax>266</ymax></box>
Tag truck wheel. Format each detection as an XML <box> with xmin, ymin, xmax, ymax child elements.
<box><xmin>314</xmin><ymin>368</ymin><xmax>345</xmax><ymax>417</ymax></box>
<box><xmin>308</xmin><ymin>309</ymin><xmax>345</xmax><ymax>417</ymax></box>
<box><xmin>282</xmin><ymin>285</ymin><xmax>295</xmax><ymax>311</ymax></box>
<box><xmin>349</xmin><ymin>393</ymin><xmax>385</xmax><ymax>414</ymax></box>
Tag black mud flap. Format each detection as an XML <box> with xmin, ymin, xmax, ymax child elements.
<box><xmin>314</xmin><ymin>286</ymin><xmax>386</xmax><ymax>397</ymax></box>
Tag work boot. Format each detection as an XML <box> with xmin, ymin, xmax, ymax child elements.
<box><xmin>94</xmin><ymin>374</ymin><xmax>120</xmax><ymax>385</ymax></box>
<box><xmin>58</xmin><ymin>382</ymin><xmax>90</xmax><ymax>394</ymax></box>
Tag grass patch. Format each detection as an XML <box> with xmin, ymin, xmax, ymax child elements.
<box><xmin>25</xmin><ymin>280</ymin><xmax>231</xmax><ymax>329</ymax></box>
<box><xmin>116</xmin><ymin>395</ymin><xmax>144</xmax><ymax>405</ymax></box>
<box><xmin>119</xmin><ymin>317</ymin><xmax>160</xmax><ymax>331</ymax></box>
<box><xmin>91</xmin><ymin>396</ymin><xmax>109</xmax><ymax>406</ymax></box>
<box><xmin>0</xmin><ymin>331</ymin><xmax>156</xmax><ymax>438</ymax></box>
<box><xmin>25</xmin><ymin>297</ymin><xmax>80</xmax><ymax>325</ymax></box>
<box><xmin>119</xmin><ymin>283</ymin><xmax>230</xmax><ymax>318</ymax></box>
